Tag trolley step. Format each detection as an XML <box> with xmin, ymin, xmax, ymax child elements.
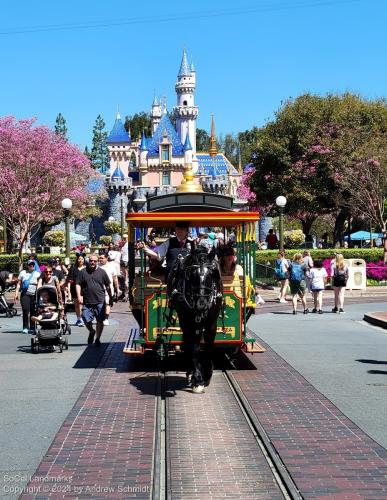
<box><xmin>242</xmin><ymin>340</ymin><xmax>266</xmax><ymax>353</ymax></box>
<box><xmin>123</xmin><ymin>327</ymin><xmax>144</xmax><ymax>355</ymax></box>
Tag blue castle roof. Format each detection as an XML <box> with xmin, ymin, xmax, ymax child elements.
<box><xmin>197</xmin><ymin>153</ymin><xmax>239</xmax><ymax>177</ymax></box>
<box><xmin>107</xmin><ymin>114</ymin><xmax>131</xmax><ymax>143</ymax></box>
<box><xmin>178</xmin><ymin>49</ymin><xmax>191</xmax><ymax>77</ymax></box>
<box><xmin>111</xmin><ymin>164</ymin><xmax>125</xmax><ymax>181</ymax></box>
<box><xmin>146</xmin><ymin>114</ymin><xmax>184</xmax><ymax>157</ymax></box>
<box><xmin>183</xmin><ymin>134</ymin><xmax>192</xmax><ymax>151</ymax></box>
<box><xmin>140</xmin><ymin>131</ymin><xmax>148</xmax><ymax>151</ymax></box>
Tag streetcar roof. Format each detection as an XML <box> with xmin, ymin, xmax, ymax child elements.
<box><xmin>126</xmin><ymin>210</ymin><xmax>259</xmax><ymax>228</ymax></box>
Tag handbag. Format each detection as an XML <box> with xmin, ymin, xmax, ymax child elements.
<box><xmin>333</xmin><ymin>272</ymin><xmax>346</xmax><ymax>287</ymax></box>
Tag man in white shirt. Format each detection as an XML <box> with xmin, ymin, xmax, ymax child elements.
<box><xmin>98</xmin><ymin>253</ymin><xmax>119</xmax><ymax>325</ymax></box>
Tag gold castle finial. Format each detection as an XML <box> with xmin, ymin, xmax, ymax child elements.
<box><xmin>209</xmin><ymin>114</ymin><xmax>217</xmax><ymax>157</ymax></box>
<box><xmin>176</xmin><ymin>163</ymin><xmax>203</xmax><ymax>193</ymax></box>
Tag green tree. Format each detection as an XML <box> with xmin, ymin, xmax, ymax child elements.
<box><xmin>124</xmin><ymin>112</ymin><xmax>152</xmax><ymax>141</ymax></box>
<box><xmin>196</xmin><ymin>128</ymin><xmax>210</xmax><ymax>152</ymax></box>
<box><xmin>247</xmin><ymin>93</ymin><xmax>387</xmax><ymax>241</ymax></box>
<box><xmin>238</xmin><ymin>126</ymin><xmax>260</xmax><ymax>165</ymax></box>
<box><xmin>219</xmin><ymin>133</ymin><xmax>239</xmax><ymax>165</ymax></box>
<box><xmin>54</xmin><ymin>113</ymin><xmax>68</xmax><ymax>140</ymax></box>
<box><xmin>90</xmin><ymin>115</ymin><xmax>110</xmax><ymax>173</ymax></box>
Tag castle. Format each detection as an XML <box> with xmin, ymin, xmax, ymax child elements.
<box><xmin>104</xmin><ymin>49</ymin><xmax>243</xmax><ymax>226</ymax></box>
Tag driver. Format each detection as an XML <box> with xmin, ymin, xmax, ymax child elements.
<box><xmin>137</xmin><ymin>222</ymin><xmax>195</xmax><ymax>280</ymax></box>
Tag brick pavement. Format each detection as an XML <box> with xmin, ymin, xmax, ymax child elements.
<box><xmin>20</xmin><ymin>304</ymin><xmax>157</xmax><ymax>500</ymax></box>
<box><xmin>233</xmin><ymin>330</ymin><xmax>387</xmax><ymax>499</ymax></box>
<box><xmin>166</xmin><ymin>372</ymin><xmax>285</xmax><ymax>500</ymax></box>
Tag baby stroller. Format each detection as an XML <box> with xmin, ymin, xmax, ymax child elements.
<box><xmin>0</xmin><ymin>273</ymin><xmax>17</xmax><ymax>318</ymax></box>
<box><xmin>31</xmin><ymin>285</ymin><xmax>71</xmax><ymax>353</ymax></box>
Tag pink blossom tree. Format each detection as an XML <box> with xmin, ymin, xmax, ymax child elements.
<box><xmin>0</xmin><ymin>116</ymin><xmax>104</xmax><ymax>266</ymax></box>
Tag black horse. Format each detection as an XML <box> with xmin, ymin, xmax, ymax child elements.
<box><xmin>167</xmin><ymin>246</ymin><xmax>223</xmax><ymax>393</ymax></box>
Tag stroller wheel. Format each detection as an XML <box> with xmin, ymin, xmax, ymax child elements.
<box><xmin>59</xmin><ymin>343</ymin><xmax>63</xmax><ymax>353</ymax></box>
<box><xmin>31</xmin><ymin>338</ymin><xmax>36</xmax><ymax>353</ymax></box>
<box><xmin>6</xmin><ymin>310</ymin><xmax>13</xmax><ymax>318</ymax></box>
<box><xmin>64</xmin><ymin>338</ymin><xmax>69</xmax><ymax>350</ymax></box>
<box><xmin>67</xmin><ymin>327</ymin><xmax>72</xmax><ymax>336</ymax></box>
<box><xmin>12</xmin><ymin>309</ymin><xmax>17</xmax><ymax>317</ymax></box>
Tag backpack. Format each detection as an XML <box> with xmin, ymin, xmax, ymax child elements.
<box><xmin>274</xmin><ymin>259</ymin><xmax>286</xmax><ymax>281</ymax></box>
<box><xmin>289</xmin><ymin>263</ymin><xmax>304</xmax><ymax>282</ymax></box>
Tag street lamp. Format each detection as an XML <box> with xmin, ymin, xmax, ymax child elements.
<box><xmin>275</xmin><ymin>195</ymin><xmax>287</xmax><ymax>251</ymax></box>
<box><xmin>61</xmin><ymin>198</ymin><xmax>72</xmax><ymax>265</ymax></box>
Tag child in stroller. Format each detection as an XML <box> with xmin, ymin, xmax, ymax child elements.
<box><xmin>31</xmin><ymin>285</ymin><xmax>70</xmax><ymax>353</ymax></box>
<box><xmin>0</xmin><ymin>270</ymin><xmax>17</xmax><ymax>317</ymax></box>
<box><xmin>31</xmin><ymin>290</ymin><xmax>59</xmax><ymax>323</ymax></box>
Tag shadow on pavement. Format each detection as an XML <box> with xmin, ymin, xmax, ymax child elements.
<box><xmin>368</xmin><ymin>369</ymin><xmax>387</xmax><ymax>375</ymax></box>
<box><xmin>357</xmin><ymin>359</ymin><xmax>387</xmax><ymax>365</ymax></box>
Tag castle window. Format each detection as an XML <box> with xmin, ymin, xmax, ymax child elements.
<box><xmin>183</xmin><ymin>100</ymin><xmax>187</xmax><ymax>105</ymax></box>
<box><xmin>162</xmin><ymin>171</ymin><xmax>170</xmax><ymax>185</ymax></box>
<box><xmin>161</xmin><ymin>145</ymin><xmax>170</xmax><ymax>162</ymax></box>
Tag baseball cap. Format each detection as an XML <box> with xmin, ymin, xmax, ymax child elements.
<box><xmin>27</xmin><ymin>260</ymin><xmax>35</xmax><ymax>265</ymax></box>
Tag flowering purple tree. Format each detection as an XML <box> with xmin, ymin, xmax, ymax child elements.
<box><xmin>0</xmin><ymin>116</ymin><xmax>103</xmax><ymax>265</ymax></box>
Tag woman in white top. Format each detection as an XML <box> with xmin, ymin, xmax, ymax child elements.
<box><xmin>309</xmin><ymin>260</ymin><xmax>327</xmax><ymax>314</ymax></box>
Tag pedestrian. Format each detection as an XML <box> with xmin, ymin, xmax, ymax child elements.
<box><xmin>28</xmin><ymin>253</ymin><xmax>41</xmax><ymax>272</ymax></box>
<box><xmin>75</xmin><ymin>254</ymin><xmax>113</xmax><ymax>345</ymax></box>
<box><xmin>274</xmin><ymin>251</ymin><xmax>289</xmax><ymax>303</ymax></box>
<box><xmin>37</xmin><ymin>266</ymin><xmax>63</xmax><ymax>304</ymax></box>
<box><xmin>107</xmin><ymin>242</ymin><xmax>122</xmax><ymax>277</ymax></box>
<box><xmin>303</xmin><ymin>250</ymin><xmax>314</xmax><ymax>291</ymax></box>
<box><xmin>66</xmin><ymin>253</ymin><xmax>86</xmax><ymax>326</ymax></box>
<box><xmin>119</xmin><ymin>236</ymin><xmax>129</xmax><ymax>301</ymax></box>
<box><xmin>265</xmin><ymin>229</ymin><xmax>278</xmax><ymax>250</ymax></box>
<box><xmin>309</xmin><ymin>260</ymin><xmax>327</xmax><ymax>314</ymax></box>
<box><xmin>288</xmin><ymin>253</ymin><xmax>308</xmax><ymax>315</ymax></box>
<box><xmin>98</xmin><ymin>252</ymin><xmax>119</xmax><ymax>326</ymax></box>
<box><xmin>14</xmin><ymin>260</ymin><xmax>41</xmax><ymax>333</ymax></box>
<box><xmin>331</xmin><ymin>253</ymin><xmax>349</xmax><ymax>313</ymax></box>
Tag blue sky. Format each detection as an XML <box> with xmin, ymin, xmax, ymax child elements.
<box><xmin>1</xmin><ymin>0</ymin><xmax>386</xmax><ymax>149</ymax></box>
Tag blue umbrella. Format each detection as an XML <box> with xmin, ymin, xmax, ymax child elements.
<box><xmin>344</xmin><ymin>231</ymin><xmax>384</xmax><ymax>241</ymax></box>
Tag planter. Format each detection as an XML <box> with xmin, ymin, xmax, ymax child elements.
<box><xmin>49</xmin><ymin>246</ymin><xmax>61</xmax><ymax>254</ymax></box>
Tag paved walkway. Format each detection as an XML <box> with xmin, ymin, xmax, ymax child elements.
<box><xmin>1</xmin><ymin>297</ymin><xmax>387</xmax><ymax>498</ymax></box>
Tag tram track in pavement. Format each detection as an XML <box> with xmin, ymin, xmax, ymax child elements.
<box><xmin>151</xmin><ymin>351</ymin><xmax>302</xmax><ymax>500</ymax></box>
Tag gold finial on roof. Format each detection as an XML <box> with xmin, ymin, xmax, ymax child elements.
<box><xmin>176</xmin><ymin>162</ymin><xmax>203</xmax><ymax>193</ymax></box>
<box><xmin>209</xmin><ymin>114</ymin><xmax>218</xmax><ymax>157</ymax></box>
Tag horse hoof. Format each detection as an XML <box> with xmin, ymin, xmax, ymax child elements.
<box><xmin>204</xmin><ymin>379</ymin><xmax>211</xmax><ymax>387</ymax></box>
<box><xmin>186</xmin><ymin>373</ymin><xmax>192</xmax><ymax>386</ymax></box>
<box><xmin>192</xmin><ymin>385</ymin><xmax>205</xmax><ymax>394</ymax></box>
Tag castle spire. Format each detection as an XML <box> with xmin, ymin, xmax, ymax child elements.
<box><xmin>178</xmin><ymin>48</ymin><xmax>190</xmax><ymax>77</ymax></box>
<box><xmin>209</xmin><ymin>115</ymin><xmax>218</xmax><ymax>157</ymax></box>
<box><xmin>140</xmin><ymin>131</ymin><xmax>148</xmax><ymax>151</ymax></box>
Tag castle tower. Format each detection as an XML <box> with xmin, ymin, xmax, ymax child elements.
<box><xmin>106</xmin><ymin>111</ymin><xmax>131</xmax><ymax>177</ymax></box>
<box><xmin>173</xmin><ymin>49</ymin><xmax>198</xmax><ymax>168</ymax></box>
<box><xmin>151</xmin><ymin>95</ymin><xmax>162</xmax><ymax>133</ymax></box>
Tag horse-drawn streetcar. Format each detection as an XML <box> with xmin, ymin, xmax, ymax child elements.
<box><xmin>124</xmin><ymin>166</ymin><xmax>261</xmax><ymax>392</ymax></box>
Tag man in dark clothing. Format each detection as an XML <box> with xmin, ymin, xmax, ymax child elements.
<box><xmin>137</xmin><ymin>222</ymin><xmax>194</xmax><ymax>281</ymax></box>
<box><xmin>75</xmin><ymin>255</ymin><xmax>113</xmax><ymax>346</ymax></box>
<box><xmin>265</xmin><ymin>229</ymin><xmax>279</xmax><ymax>250</ymax></box>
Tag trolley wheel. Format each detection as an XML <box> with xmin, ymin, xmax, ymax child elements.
<box><xmin>12</xmin><ymin>309</ymin><xmax>17</xmax><ymax>317</ymax></box>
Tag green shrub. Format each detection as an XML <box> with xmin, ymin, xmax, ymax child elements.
<box><xmin>284</xmin><ymin>229</ymin><xmax>305</xmax><ymax>248</ymax></box>
<box><xmin>256</xmin><ymin>248</ymin><xmax>384</xmax><ymax>266</ymax></box>
<box><xmin>0</xmin><ymin>253</ymin><xmax>77</xmax><ymax>273</ymax></box>
<box><xmin>103</xmin><ymin>221</ymin><xmax>121</xmax><ymax>235</ymax></box>
<box><xmin>43</xmin><ymin>230</ymin><xmax>65</xmax><ymax>246</ymax></box>
<box><xmin>99</xmin><ymin>235</ymin><xmax>112</xmax><ymax>246</ymax></box>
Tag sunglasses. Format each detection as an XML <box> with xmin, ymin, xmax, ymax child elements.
<box><xmin>45</xmin><ymin>271</ymin><xmax>53</xmax><ymax>275</ymax></box>
<box><xmin>89</xmin><ymin>260</ymin><xmax>98</xmax><ymax>263</ymax></box>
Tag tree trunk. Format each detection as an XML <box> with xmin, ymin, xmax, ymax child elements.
<box><xmin>333</xmin><ymin>209</ymin><xmax>350</xmax><ymax>247</ymax></box>
<box><xmin>300</xmin><ymin>217</ymin><xmax>316</xmax><ymax>238</ymax></box>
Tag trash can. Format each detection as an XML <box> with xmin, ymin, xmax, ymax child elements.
<box><xmin>345</xmin><ymin>259</ymin><xmax>367</xmax><ymax>290</ymax></box>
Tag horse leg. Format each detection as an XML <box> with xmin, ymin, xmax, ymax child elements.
<box><xmin>202</xmin><ymin>314</ymin><xmax>217</xmax><ymax>387</ymax></box>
